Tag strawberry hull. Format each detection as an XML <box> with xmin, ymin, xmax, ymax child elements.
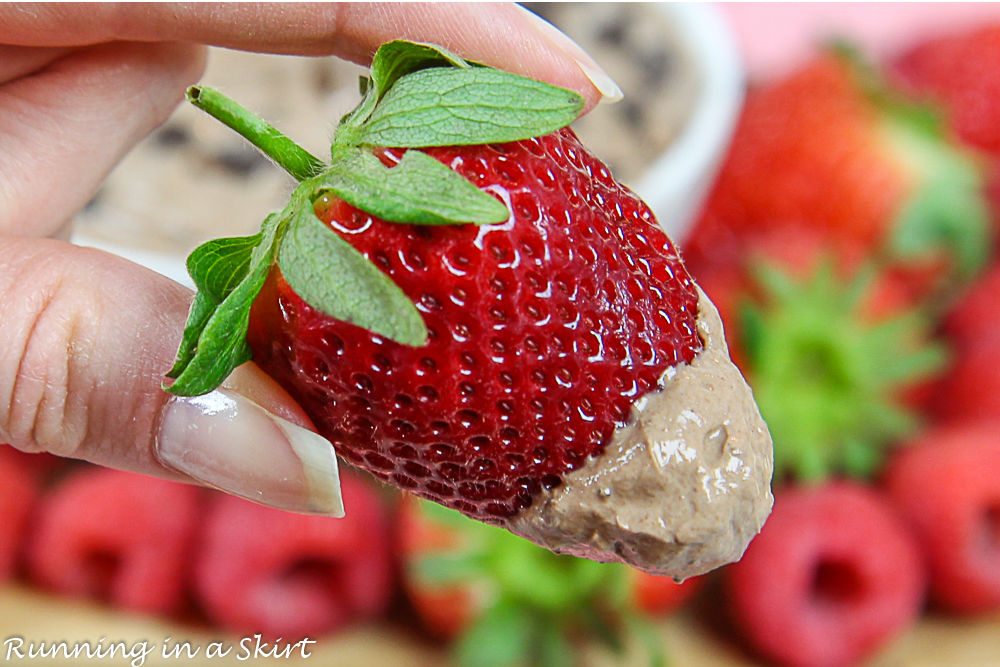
<box><xmin>248</xmin><ymin>129</ymin><xmax>773</xmax><ymax>577</ymax></box>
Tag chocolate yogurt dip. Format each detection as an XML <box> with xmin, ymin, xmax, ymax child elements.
<box><xmin>508</xmin><ymin>289</ymin><xmax>774</xmax><ymax>579</ymax></box>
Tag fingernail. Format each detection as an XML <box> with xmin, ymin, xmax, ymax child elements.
<box><xmin>156</xmin><ymin>389</ymin><xmax>344</xmax><ymax>517</ymax></box>
<box><xmin>517</xmin><ymin>6</ymin><xmax>624</xmax><ymax>103</ymax></box>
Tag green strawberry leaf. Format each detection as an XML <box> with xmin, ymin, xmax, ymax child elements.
<box><xmin>342</xmin><ymin>41</ymin><xmax>472</xmax><ymax>132</ymax></box>
<box><xmin>322</xmin><ymin>148</ymin><xmax>509</xmax><ymax>225</ymax></box>
<box><xmin>166</xmin><ymin>291</ymin><xmax>220</xmax><ymax>379</ymax></box>
<box><xmin>535</xmin><ymin>624</ymin><xmax>575</xmax><ymax>667</ymax></box>
<box><xmin>413</xmin><ymin>552</ymin><xmax>488</xmax><ymax>585</ymax></box>
<box><xmin>187</xmin><ymin>233</ymin><xmax>262</xmax><ymax>299</ymax></box>
<box><xmin>166</xmin><ymin>230</ymin><xmax>264</xmax><ymax>378</ymax></box>
<box><xmin>277</xmin><ymin>202</ymin><xmax>429</xmax><ymax>346</ymax></box>
<box><xmin>741</xmin><ymin>257</ymin><xmax>949</xmax><ymax>482</ymax></box>
<box><xmin>358</xmin><ymin>66</ymin><xmax>584</xmax><ymax>147</ymax></box>
<box><xmin>165</xmin><ymin>211</ymin><xmax>290</xmax><ymax>396</ymax></box>
<box><xmin>455</xmin><ymin>600</ymin><xmax>533</xmax><ymax>667</ymax></box>
<box><xmin>889</xmin><ymin>162</ymin><xmax>991</xmax><ymax>282</ymax></box>
<box><xmin>370</xmin><ymin>40</ymin><xmax>472</xmax><ymax>97</ymax></box>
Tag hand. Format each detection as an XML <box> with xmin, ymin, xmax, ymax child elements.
<box><xmin>0</xmin><ymin>3</ymin><xmax>616</xmax><ymax>514</ymax></box>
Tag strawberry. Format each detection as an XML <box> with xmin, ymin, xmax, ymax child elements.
<box><xmin>25</xmin><ymin>466</ymin><xmax>200</xmax><ymax>615</ymax></box>
<box><xmin>725</xmin><ymin>482</ymin><xmax>926</xmax><ymax>667</ymax></box>
<box><xmin>884</xmin><ymin>421</ymin><xmax>1000</xmax><ymax>614</ymax></box>
<box><xmin>892</xmin><ymin>26</ymin><xmax>1000</xmax><ymax>157</ymax></box>
<box><xmin>165</xmin><ymin>41</ymin><xmax>773</xmax><ymax>577</ymax></box>
<box><xmin>691</xmin><ymin>225</ymin><xmax>947</xmax><ymax>483</ymax></box>
<box><xmin>630</xmin><ymin>571</ymin><xmax>702</xmax><ymax>616</ymax></box>
<box><xmin>0</xmin><ymin>446</ymin><xmax>42</xmax><ymax>581</ymax></box>
<box><xmin>398</xmin><ymin>496</ymin><xmax>664</xmax><ymax>666</ymax></box>
<box><xmin>942</xmin><ymin>262</ymin><xmax>1000</xmax><ymax>351</ymax></box>
<box><xmin>684</xmin><ymin>50</ymin><xmax>959</xmax><ymax>483</ymax></box>
<box><xmin>685</xmin><ymin>50</ymin><xmax>992</xmax><ymax>304</ymax></box>
<box><xmin>931</xmin><ymin>342</ymin><xmax>1000</xmax><ymax>423</ymax></box>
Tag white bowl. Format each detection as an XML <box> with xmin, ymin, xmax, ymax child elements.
<box><xmin>635</xmin><ymin>3</ymin><xmax>745</xmax><ymax>241</ymax></box>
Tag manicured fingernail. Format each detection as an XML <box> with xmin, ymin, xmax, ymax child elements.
<box><xmin>518</xmin><ymin>5</ymin><xmax>624</xmax><ymax>103</ymax></box>
<box><xmin>156</xmin><ymin>389</ymin><xmax>343</xmax><ymax>517</ymax></box>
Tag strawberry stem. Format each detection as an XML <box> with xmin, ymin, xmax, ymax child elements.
<box><xmin>186</xmin><ymin>85</ymin><xmax>325</xmax><ymax>182</ymax></box>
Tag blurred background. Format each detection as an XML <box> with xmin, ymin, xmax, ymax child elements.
<box><xmin>5</xmin><ymin>3</ymin><xmax>1000</xmax><ymax>666</ymax></box>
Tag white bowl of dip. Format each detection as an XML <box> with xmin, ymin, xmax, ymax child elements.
<box><xmin>633</xmin><ymin>3</ymin><xmax>745</xmax><ymax>239</ymax></box>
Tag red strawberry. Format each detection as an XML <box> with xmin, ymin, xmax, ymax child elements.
<box><xmin>942</xmin><ymin>262</ymin><xmax>1000</xmax><ymax>351</ymax></box>
<box><xmin>0</xmin><ymin>446</ymin><xmax>42</xmax><ymax>581</ymax></box>
<box><xmin>892</xmin><ymin>26</ymin><xmax>1000</xmax><ymax>157</ymax></box>
<box><xmin>194</xmin><ymin>473</ymin><xmax>392</xmax><ymax>638</ymax></box>
<box><xmin>692</xmin><ymin>225</ymin><xmax>947</xmax><ymax>483</ymax></box>
<box><xmin>884</xmin><ymin>421</ymin><xmax>1000</xmax><ymax>614</ymax></box>
<box><xmin>166</xmin><ymin>41</ymin><xmax>773</xmax><ymax>578</ymax></box>
<box><xmin>932</xmin><ymin>342</ymin><xmax>1000</xmax><ymax>423</ymax></box>
<box><xmin>25</xmin><ymin>466</ymin><xmax>200</xmax><ymax>615</ymax></box>
<box><xmin>630</xmin><ymin>571</ymin><xmax>701</xmax><ymax>616</ymax></box>
<box><xmin>254</xmin><ymin>129</ymin><xmax>701</xmax><ymax>518</ymax></box>
<box><xmin>725</xmin><ymin>482</ymin><xmax>925</xmax><ymax>667</ymax></box>
<box><xmin>685</xmin><ymin>50</ymin><xmax>991</xmax><ymax>304</ymax></box>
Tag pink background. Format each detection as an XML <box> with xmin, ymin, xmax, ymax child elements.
<box><xmin>722</xmin><ymin>3</ymin><xmax>1000</xmax><ymax>80</ymax></box>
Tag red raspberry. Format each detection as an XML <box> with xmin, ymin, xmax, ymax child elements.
<box><xmin>194</xmin><ymin>473</ymin><xmax>392</xmax><ymax>638</ymax></box>
<box><xmin>25</xmin><ymin>466</ymin><xmax>201</xmax><ymax>615</ymax></box>
<box><xmin>0</xmin><ymin>446</ymin><xmax>42</xmax><ymax>581</ymax></box>
<box><xmin>884</xmin><ymin>421</ymin><xmax>1000</xmax><ymax>614</ymax></box>
<box><xmin>725</xmin><ymin>482</ymin><xmax>925</xmax><ymax>667</ymax></box>
<box><xmin>249</xmin><ymin>128</ymin><xmax>702</xmax><ymax>520</ymax></box>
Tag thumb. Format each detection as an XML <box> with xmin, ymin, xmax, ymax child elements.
<box><xmin>0</xmin><ymin>237</ymin><xmax>343</xmax><ymax>517</ymax></box>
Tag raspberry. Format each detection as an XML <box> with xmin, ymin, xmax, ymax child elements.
<box><xmin>725</xmin><ymin>482</ymin><xmax>925</xmax><ymax>667</ymax></box>
<box><xmin>0</xmin><ymin>446</ymin><xmax>42</xmax><ymax>581</ymax></box>
<box><xmin>25</xmin><ymin>466</ymin><xmax>201</xmax><ymax>615</ymax></box>
<box><xmin>884</xmin><ymin>421</ymin><xmax>1000</xmax><ymax>614</ymax></box>
<box><xmin>194</xmin><ymin>474</ymin><xmax>392</xmax><ymax>638</ymax></box>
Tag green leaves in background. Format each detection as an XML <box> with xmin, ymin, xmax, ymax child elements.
<box><xmin>410</xmin><ymin>501</ymin><xmax>662</xmax><ymax>667</ymax></box>
<box><xmin>740</xmin><ymin>258</ymin><xmax>949</xmax><ymax>481</ymax></box>
<box><xmin>323</xmin><ymin>149</ymin><xmax>508</xmax><ymax>225</ymax></box>
<box><xmin>277</xmin><ymin>202</ymin><xmax>428</xmax><ymax>346</ymax></box>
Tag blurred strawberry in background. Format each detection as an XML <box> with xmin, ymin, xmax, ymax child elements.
<box><xmin>681</xmin><ymin>24</ymin><xmax>1000</xmax><ymax>667</ymax></box>
<box><xmin>398</xmin><ymin>496</ymin><xmax>700</xmax><ymax>665</ymax></box>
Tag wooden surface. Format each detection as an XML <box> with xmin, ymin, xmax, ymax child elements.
<box><xmin>2</xmin><ymin>585</ymin><xmax>999</xmax><ymax>666</ymax></box>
